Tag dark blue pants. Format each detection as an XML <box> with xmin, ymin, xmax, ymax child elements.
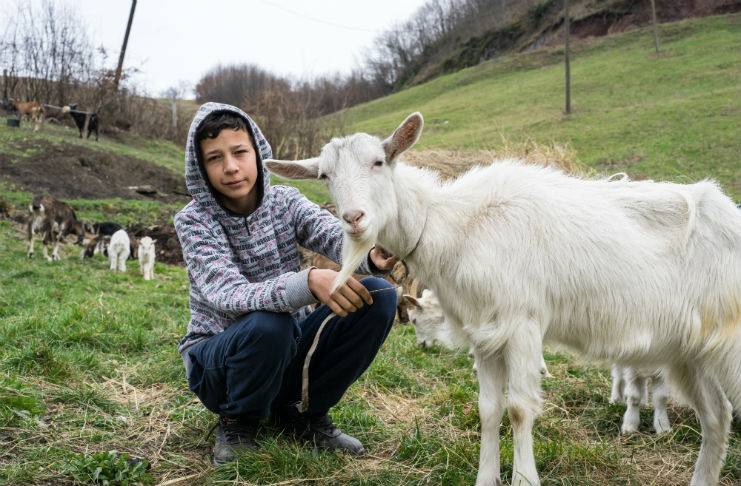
<box><xmin>184</xmin><ymin>277</ymin><xmax>397</xmax><ymax>418</ymax></box>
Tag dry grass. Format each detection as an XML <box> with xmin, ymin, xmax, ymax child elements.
<box><xmin>401</xmin><ymin>138</ymin><xmax>586</xmax><ymax>179</ymax></box>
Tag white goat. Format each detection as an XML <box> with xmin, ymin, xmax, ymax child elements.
<box><xmin>404</xmin><ymin>289</ymin><xmax>453</xmax><ymax>348</ymax></box>
<box><xmin>108</xmin><ymin>229</ymin><xmax>130</xmax><ymax>273</ymax></box>
<box><xmin>266</xmin><ymin>113</ymin><xmax>741</xmax><ymax>486</ymax></box>
<box><xmin>138</xmin><ymin>236</ymin><xmax>156</xmax><ymax>280</ymax></box>
<box><xmin>610</xmin><ymin>364</ymin><xmax>672</xmax><ymax>434</ymax></box>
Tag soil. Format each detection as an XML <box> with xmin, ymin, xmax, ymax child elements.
<box><xmin>0</xmin><ymin>139</ymin><xmax>188</xmax><ymax>202</ymax></box>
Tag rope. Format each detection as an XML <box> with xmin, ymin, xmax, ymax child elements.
<box><xmin>296</xmin><ymin>285</ymin><xmax>399</xmax><ymax>413</ymax></box>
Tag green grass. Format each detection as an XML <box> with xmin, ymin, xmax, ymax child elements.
<box><xmin>0</xmin><ymin>219</ymin><xmax>738</xmax><ymax>485</ymax></box>
<box><xmin>342</xmin><ymin>14</ymin><xmax>741</xmax><ymax>200</ymax></box>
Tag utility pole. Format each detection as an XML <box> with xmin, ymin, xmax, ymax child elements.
<box><xmin>564</xmin><ymin>0</ymin><xmax>572</xmax><ymax>114</ymax></box>
<box><xmin>113</xmin><ymin>0</ymin><xmax>137</xmax><ymax>91</ymax></box>
<box><xmin>650</xmin><ymin>0</ymin><xmax>661</xmax><ymax>54</ymax></box>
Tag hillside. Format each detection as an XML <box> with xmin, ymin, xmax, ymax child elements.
<box><xmin>407</xmin><ymin>0</ymin><xmax>741</xmax><ymax>84</ymax></box>
<box><xmin>343</xmin><ymin>13</ymin><xmax>741</xmax><ymax>202</ymax></box>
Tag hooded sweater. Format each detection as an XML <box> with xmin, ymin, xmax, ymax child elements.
<box><xmin>174</xmin><ymin>102</ymin><xmax>374</xmax><ymax>354</ymax></box>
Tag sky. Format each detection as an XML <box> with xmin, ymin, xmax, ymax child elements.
<box><xmin>61</xmin><ymin>0</ymin><xmax>429</xmax><ymax>97</ymax></box>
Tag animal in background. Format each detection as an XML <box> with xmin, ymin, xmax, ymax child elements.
<box><xmin>610</xmin><ymin>365</ymin><xmax>672</xmax><ymax>434</ymax></box>
<box><xmin>26</xmin><ymin>195</ymin><xmax>87</xmax><ymax>261</ymax></box>
<box><xmin>62</xmin><ymin>105</ymin><xmax>99</xmax><ymax>141</ymax></box>
<box><xmin>108</xmin><ymin>229</ymin><xmax>130</xmax><ymax>272</ymax></box>
<box><xmin>13</xmin><ymin>100</ymin><xmax>44</xmax><ymax>131</ymax></box>
<box><xmin>138</xmin><ymin>236</ymin><xmax>156</xmax><ymax>280</ymax></box>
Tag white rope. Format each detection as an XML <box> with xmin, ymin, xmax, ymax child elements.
<box><xmin>296</xmin><ymin>286</ymin><xmax>400</xmax><ymax>414</ymax></box>
<box><xmin>297</xmin><ymin>313</ymin><xmax>334</xmax><ymax>413</ymax></box>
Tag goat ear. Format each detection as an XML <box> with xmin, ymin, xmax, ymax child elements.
<box><xmin>264</xmin><ymin>158</ymin><xmax>320</xmax><ymax>180</ymax></box>
<box><xmin>383</xmin><ymin>112</ymin><xmax>424</xmax><ymax>162</ymax></box>
<box><xmin>401</xmin><ymin>294</ymin><xmax>422</xmax><ymax>309</ymax></box>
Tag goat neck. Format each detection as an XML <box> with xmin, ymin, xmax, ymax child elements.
<box><xmin>377</xmin><ymin>162</ymin><xmax>438</xmax><ymax>265</ymax></box>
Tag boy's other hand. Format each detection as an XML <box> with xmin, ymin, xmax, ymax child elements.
<box><xmin>308</xmin><ymin>268</ymin><xmax>373</xmax><ymax>317</ymax></box>
<box><xmin>370</xmin><ymin>246</ymin><xmax>398</xmax><ymax>271</ymax></box>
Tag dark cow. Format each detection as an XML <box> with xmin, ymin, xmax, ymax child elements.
<box><xmin>62</xmin><ymin>105</ymin><xmax>99</xmax><ymax>141</ymax></box>
<box><xmin>26</xmin><ymin>195</ymin><xmax>89</xmax><ymax>261</ymax></box>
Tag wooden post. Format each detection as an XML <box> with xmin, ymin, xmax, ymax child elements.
<box><xmin>113</xmin><ymin>0</ymin><xmax>137</xmax><ymax>91</ymax></box>
<box><xmin>650</xmin><ymin>0</ymin><xmax>660</xmax><ymax>54</ymax></box>
<box><xmin>82</xmin><ymin>112</ymin><xmax>91</xmax><ymax>139</ymax></box>
<box><xmin>564</xmin><ymin>0</ymin><xmax>572</xmax><ymax>114</ymax></box>
<box><xmin>171</xmin><ymin>99</ymin><xmax>177</xmax><ymax>131</ymax></box>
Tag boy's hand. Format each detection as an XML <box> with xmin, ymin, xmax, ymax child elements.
<box><xmin>308</xmin><ymin>268</ymin><xmax>373</xmax><ymax>317</ymax></box>
<box><xmin>370</xmin><ymin>246</ymin><xmax>398</xmax><ymax>271</ymax></box>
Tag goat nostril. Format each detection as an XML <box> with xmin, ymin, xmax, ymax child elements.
<box><xmin>342</xmin><ymin>210</ymin><xmax>365</xmax><ymax>225</ymax></box>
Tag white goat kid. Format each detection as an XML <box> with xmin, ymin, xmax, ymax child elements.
<box><xmin>265</xmin><ymin>113</ymin><xmax>741</xmax><ymax>486</ymax></box>
<box><xmin>404</xmin><ymin>289</ymin><xmax>552</xmax><ymax>378</ymax></box>
<box><xmin>138</xmin><ymin>236</ymin><xmax>156</xmax><ymax>280</ymax></box>
<box><xmin>108</xmin><ymin>229</ymin><xmax>130</xmax><ymax>273</ymax></box>
<box><xmin>610</xmin><ymin>364</ymin><xmax>672</xmax><ymax>434</ymax></box>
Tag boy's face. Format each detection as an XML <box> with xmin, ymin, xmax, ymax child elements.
<box><xmin>200</xmin><ymin>128</ymin><xmax>259</xmax><ymax>214</ymax></box>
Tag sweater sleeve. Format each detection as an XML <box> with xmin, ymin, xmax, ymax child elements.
<box><xmin>286</xmin><ymin>187</ymin><xmax>374</xmax><ymax>275</ymax></box>
<box><xmin>174</xmin><ymin>210</ymin><xmax>317</xmax><ymax>314</ymax></box>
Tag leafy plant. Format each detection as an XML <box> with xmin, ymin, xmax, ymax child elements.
<box><xmin>0</xmin><ymin>375</ymin><xmax>45</xmax><ymax>427</ymax></box>
<box><xmin>64</xmin><ymin>450</ymin><xmax>153</xmax><ymax>485</ymax></box>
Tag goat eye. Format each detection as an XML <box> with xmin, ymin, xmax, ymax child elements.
<box><xmin>373</xmin><ymin>160</ymin><xmax>384</xmax><ymax>168</ymax></box>
<box><xmin>319</xmin><ymin>173</ymin><xmax>328</xmax><ymax>180</ymax></box>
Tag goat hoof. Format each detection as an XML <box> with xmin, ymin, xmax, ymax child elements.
<box><xmin>653</xmin><ymin>418</ymin><xmax>671</xmax><ymax>434</ymax></box>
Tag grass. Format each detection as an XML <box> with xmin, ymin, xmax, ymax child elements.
<box><xmin>341</xmin><ymin>13</ymin><xmax>741</xmax><ymax>201</ymax></box>
<box><xmin>0</xmin><ymin>219</ymin><xmax>738</xmax><ymax>485</ymax></box>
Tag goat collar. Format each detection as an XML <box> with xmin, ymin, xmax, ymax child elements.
<box><xmin>399</xmin><ymin>208</ymin><xmax>429</xmax><ymax>262</ymax></box>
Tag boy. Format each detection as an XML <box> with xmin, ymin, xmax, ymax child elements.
<box><xmin>174</xmin><ymin>102</ymin><xmax>398</xmax><ymax>465</ymax></box>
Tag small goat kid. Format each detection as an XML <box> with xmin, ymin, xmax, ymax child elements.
<box><xmin>610</xmin><ymin>364</ymin><xmax>672</xmax><ymax>434</ymax></box>
<box><xmin>108</xmin><ymin>229</ymin><xmax>130</xmax><ymax>272</ymax></box>
<box><xmin>138</xmin><ymin>236</ymin><xmax>156</xmax><ymax>280</ymax></box>
<box><xmin>403</xmin><ymin>289</ymin><xmax>552</xmax><ymax>378</ymax></box>
<box><xmin>266</xmin><ymin>113</ymin><xmax>741</xmax><ymax>486</ymax></box>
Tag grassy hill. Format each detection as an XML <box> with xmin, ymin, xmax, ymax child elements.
<box><xmin>343</xmin><ymin>13</ymin><xmax>741</xmax><ymax>201</ymax></box>
<box><xmin>1</xmin><ymin>12</ymin><xmax>740</xmax><ymax>486</ymax></box>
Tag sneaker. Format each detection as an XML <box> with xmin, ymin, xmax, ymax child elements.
<box><xmin>212</xmin><ymin>415</ymin><xmax>258</xmax><ymax>465</ymax></box>
<box><xmin>277</xmin><ymin>411</ymin><xmax>365</xmax><ymax>456</ymax></box>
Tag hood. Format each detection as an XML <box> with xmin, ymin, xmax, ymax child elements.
<box><xmin>184</xmin><ymin>102</ymin><xmax>273</xmax><ymax>219</ymax></box>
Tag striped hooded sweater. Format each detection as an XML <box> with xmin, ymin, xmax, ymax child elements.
<box><xmin>175</xmin><ymin>102</ymin><xmax>374</xmax><ymax>355</ymax></box>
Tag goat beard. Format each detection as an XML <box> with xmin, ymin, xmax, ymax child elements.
<box><xmin>332</xmin><ymin>230</ymin><xmax>377</xmax><ymax>293</ymax></box>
